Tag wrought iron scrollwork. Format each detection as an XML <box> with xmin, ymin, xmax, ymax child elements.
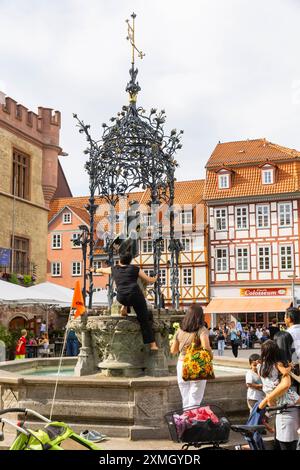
<box><xmin>74</xmin><ymin>14</ymin><xmax>183</xmax><ymax>310</ymax></box>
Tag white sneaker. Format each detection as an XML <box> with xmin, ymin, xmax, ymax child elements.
<box><xmin>80</xmin><ymin>430</ymin><xmax>107</xmax><ymax>442</ymax></box>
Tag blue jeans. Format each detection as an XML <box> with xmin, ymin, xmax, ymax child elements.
<box><xmin>217</xmin><ymin>340</ymin><xmax>225</xmax><ymax>356</ymax></box>
<box><xmin>66</xmin><ymin>339</ymin><xmax>79</xmax><ymax>356</ymax></box>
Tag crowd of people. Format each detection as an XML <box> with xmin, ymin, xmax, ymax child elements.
<box><xmin>207</xmin><ymin>319</ymin><xmax>286</xmax><ymax>358</ymax></box>
<box><xmin>15</xmin><ymin>327</ymin><xmax>50</xmax><ymax>359</ymax></box>
<box><xmin>14</xmin><ymin>322</ymin><xmax>80</xmax><ymax>359</ymax></box>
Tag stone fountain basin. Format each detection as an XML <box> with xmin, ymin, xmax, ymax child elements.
<box><xmin>0</xmin><ymin>356</ymin><xmax>248</xmax><ymax>440</ymax></box>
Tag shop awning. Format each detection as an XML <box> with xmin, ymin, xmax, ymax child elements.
<box><xmin>204</xmin><ymin>297</ymin><xmax>292</xmax><ymax>314</ymax></box>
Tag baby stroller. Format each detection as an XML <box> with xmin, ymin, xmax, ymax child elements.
<box><xmin>0</xmin><ymin>407</ymin><xmax>100</xmax><ymax>450</ymax></box>
<box><xmin>165</xmin><ymin>403</ymin><xmax>266</xmax><ymax>450</ymax></box>
<box><xmin>165</xmin><ymin>404</ymin><xmax>231</xmax><ymax>449</ymax></box>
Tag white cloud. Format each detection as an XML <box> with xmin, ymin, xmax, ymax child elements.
<box><xmin>1</xmin><ymin>0</ymin><xmax>300</xmax><ymax>195</ymax></box>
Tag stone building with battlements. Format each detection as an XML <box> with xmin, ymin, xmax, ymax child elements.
<box><xmin>0</xmin><ymin>94</ymin><xmax>71</xmax><ymax>284</ymax></box>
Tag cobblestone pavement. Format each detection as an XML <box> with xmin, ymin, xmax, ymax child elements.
<box><xmin>217</xmin><ymin>347</ymin><xmax>259</xmax><ymax>359</ymax></box>
<box><xmin>0</xmin><ymin>432</ymin><xmax>257</xmax><ymax>451</ymax></box>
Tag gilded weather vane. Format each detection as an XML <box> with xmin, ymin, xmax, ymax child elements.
<box><xmin>126</xmin><ymin>12</ymin><xmax>145</xmax><ymax>65</ymax></box>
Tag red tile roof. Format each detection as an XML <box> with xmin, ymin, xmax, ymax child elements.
<box><xmin>49</xmin><ymin>180</ymin><xmax>205</xmax><ymax>224</ymax></box>
<box><xmin>206</xmin><ymin>138</ymin><xmax>300</xmax><ymax>169</ymax></box>
<box><xmin>204</xmin><ymin>139</ymin><xmax>300</xmax><ymax>201</ymax></box>
<box><xmin>204</xmin><ymin>162</ymin><xmax>300</xmax><ymax>201</ymax></box>
<box><xmin>68</xmin><ymin>206</ymin><xmax>90</xmax><ymax>225</ymax></box>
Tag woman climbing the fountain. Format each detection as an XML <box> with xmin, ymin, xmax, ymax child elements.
<box><xmin>92</xmin><ymin>251</ymin><xmax>159</xmax><ymax>351</ymax></box>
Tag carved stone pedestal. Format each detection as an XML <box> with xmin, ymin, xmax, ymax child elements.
<box><xmin>70</xmin><ymin>309</ymin><xmax>184</xmax><ymax>377</ymax></box>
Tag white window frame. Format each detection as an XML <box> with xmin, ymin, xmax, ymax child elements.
<box><xmin>182</xmin><ymin>267</ymin><xmax>193</xmax><ymax>286</ymax></box>
<box><xmin>258</xmin><ymin>245</ymin><xmax>272</xmax><ymax>271</ymax></box>
<box><xmin>262</xmin><ymin>169</ymin><xmax>274</xmax><ymax>185</ymax></box>
<box><xmin>215</xmin><ymin>208</ymin><xmax>228</xmax><ymax>231</ymax></box>
<box><xmin>93</xmin><ymin>260</ymin><xmax>102</xmax><ymax>274</ymax></box>
<box><xmin>71</xmin><ymin>232</ymin><xmax>81</xmax><ymax>248</ymax></box>
<box><xmin>235</xmin><ymin>206</ymin><xmax>248</xmax><ymax>230</ymax></box>
<box><xmin>218</xmin><ymin>174</ymin><xmax>230</xmax><ymax>189</ymax></box>
<box><xmin>51</xmin><ymin>262</ymin><xmax>61</xmax><ymax>277</ymax></box>
<box><xmin>159</xmin><ymin>268</ymin><xmax>167</xmax><ymax>286</ymax></box>
<box><xmin>181</xmin><ymin>238</ymin><xmax>191</xmax><ymax>252</ymax></box>
<box><xmin>143</xmin><ymin>269</ymin><xmax>152</xmax><ymax>276</ymax></box>
<box><xmin>142</xmin><ymin>240</ymin><xmax>153</xmax><ymax>253</ymax></box>
<box><xmin>180</xmin><ymin>211</ymin><xmax>193</xmax><ymax>225</ymax></box>
<box><xmin>278</xmin><ymin>202</ymin><xmax>292</xmax><ymax>227</ymax></box>
<box><xmin>236</xmin><ymin>246</ymin><xmax>250</xmax><ymax>272</ymax></box>
<box><xmin>144</xmin><ymin>213</ymin><xmax>152</xmax><ymax>227</ymax></box>
<box><xmin>215</xmin><ymin>247</ymin><xmax>229</xmax><ymax>273</ymax></box>
<box><xmin>71</xmin><ymin>261</ymin><xmax>82</xmax><ymax>277</ymax></box>
<box><xmin>51</xmin><ymin>233</ymin><xmax>62</xmax><ymax>249</ymax></box>
<box><xmin>63</xmin><ymin>212</ymin><xmax>72</xmax><ymax>224</ymax></box>
<box><xmin>279</xmin><ymin>244</ymin><xmax>294</xmax><ymax>271</ymax></box>
<box><xmin>256</xmin><ymin>204</ymin><xmax>270</xmax><ymax>228</ymax></box>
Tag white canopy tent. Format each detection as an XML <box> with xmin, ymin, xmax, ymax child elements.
<box><xmin>0</xmin><ymin>280</ymin><xmax>108</xmax><ymax>307</ymax></box>
<box><xmin>0</xmin><ymin>280</ymin><xmax>32</xmax><ymax>302</ymax></box>
<box><xmin>0</xmin><ymin>280</ymin><xmax>107</xmax><ymax>337</ymax></box>
<box><xmin>0</xmin><ymin>281</ymin><xmax>71</xmax><ymax>306</ymax></box>
<box><xmin>26</xmin><ymin>282</ymin><xmax>74</xmax><ymax>306</ymax></box>
<box><xmin>88</xmin><ymin>290</ymin><xmax>108</xmax><ymax>306</ymax></box>
<box><xmin>0</xmin><ymin>280</ymin><xmax>108</xmax><ymax>306</ymax></box>
<box><xmin>28</xmin><ymin>282</ymin><xmax>108</xmax><ymax>306</ymax></box>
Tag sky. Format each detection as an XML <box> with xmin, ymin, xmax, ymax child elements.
<box><xmin>1</xmin><ymin>0</ymin><xmax>300</xmax><ymax>196</ymax></box>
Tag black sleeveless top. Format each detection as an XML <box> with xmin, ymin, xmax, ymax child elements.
<box><xmin>112</xmin><ymin>265</ymin><xmax>140</xmax><ymax>295</ymax></box>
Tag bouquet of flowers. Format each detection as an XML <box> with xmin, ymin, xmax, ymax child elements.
<box><xmin>169</xmin><ymin>322</ymin><xmax>180</xmax><ymax>343</ymax></box>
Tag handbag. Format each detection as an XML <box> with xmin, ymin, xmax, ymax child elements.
<box><xmin>182</xmin><ymin>332</ymin><xmax>215</xmax><ymax>381</ymax></box>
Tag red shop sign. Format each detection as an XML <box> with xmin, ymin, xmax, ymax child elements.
<box><xmin>240</xmin><ymin>288</ymin><xmax>287</xmax><ymax>297</ymax></box>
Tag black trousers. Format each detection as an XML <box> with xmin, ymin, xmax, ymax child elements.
<box><xmin>278</xmin><ymin>440</ymin><xmax>298</xmax><ymax>450</ymax></box>
<box><xmin>231</xmin><ymin>340</ymin><xmax>239</xmax><ymax>358</ymax></box>
<box><xmin>117</xmin><ymin>288</ymin><xmax>155</xmax><ymax>345</ymax></box>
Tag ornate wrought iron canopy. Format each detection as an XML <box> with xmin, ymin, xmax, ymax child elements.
<box><xmin>74</xmin><ymin>13</ymin><xmax>183</xmax><ymax>310</ymax></box>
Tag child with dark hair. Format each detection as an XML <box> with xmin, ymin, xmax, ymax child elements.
<box><xmin>92</xmin><ymin>251</ymin><xmax>158</xmax><ymax>350</ymax></box>
<box><xmin>274</xmin><ymin>330</ymin><xmax>293</xmax><ymax>363</ymax></box>
<box><xmin>258</xmin><ymin>340</ymin><xmax>300</xmax><ymax>450</ymax></box>
<box><xmin>245</xmin><ymin>353</ymin><xmax>264</xmax><ymax>412</ymax></box>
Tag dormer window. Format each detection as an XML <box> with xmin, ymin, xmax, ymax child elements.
<box><xmin>218</xmin><ymin>174</ymin><xmax>229</xmax><ymax>189</ymax></box>
<box><xmin>63</xmin><ymin>212</ymin><xmax>72</xmax><ymax>224</ymax></box>
<box><xmin>261</xmin><ymin>163</ymin><xmax>276</xmax><ymax>185</ymax></box>
<box><xmin>216</xmin><ymin>168</ymin><xmax>232</xmax><ymax>190</ymax></box>
<box><xmin>262</xmin><ymin>169</ymin><xmax>273</xmax><ymax>184</ymax></box>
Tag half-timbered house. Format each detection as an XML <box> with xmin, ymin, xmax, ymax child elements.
<box><xmin>48</xmin><ymin>179</ymin><xmax>209</xmax><ymax>308</ymax></box>
<box><xmin>204</xmin><ymin>138</ymin><xmax>300</xmax><ymax>327</ymax></box>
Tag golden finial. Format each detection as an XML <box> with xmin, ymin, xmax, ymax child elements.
<box><xmin>126</xmin><ymin>13</ymin><xmax>145</xmax><ymax>66</ymax></box>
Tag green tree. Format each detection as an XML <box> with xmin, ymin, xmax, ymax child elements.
<box><xmin>23</xmin><ymin>275</ymin><xmax>32</xmax><ymax>287</ymax></box>
<box><xmin>0</xmin><ymin>324</ymin><xmax>13</xmax><ymax>348</ymax></box>
<box><xmin>9</xmin><ymin>273</ymin><xmax>19</xmax><ymax>285</ymax></box>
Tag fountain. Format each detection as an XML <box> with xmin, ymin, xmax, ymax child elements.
<box><xmin>0</xmin><ymin>15</ymin><xmax>248</xmax><ymax>441</ymax></box>
<box><xmin>72</xmin><ymin>12</ymin><xmax>184</xmax><ymax>381</ymax></box>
